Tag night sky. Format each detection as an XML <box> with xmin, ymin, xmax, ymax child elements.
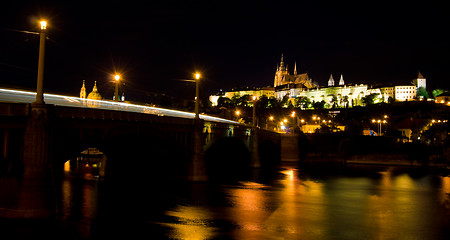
<box><xmin>1</xmin><ymin>0</ymin><xmax>449</xmax><ymax>101</ymax></box>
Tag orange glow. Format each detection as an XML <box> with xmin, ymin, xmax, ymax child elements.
<box><xmin>64</xmin><ymin>160</ymin><xmax>70</xmax><ymax>172</ymax></box>
<box><xmin>114</xmin><ymin>74</ymin><xmax>120</xmax><ymax>81</ymax></box>
<box><xmin>195</xmin><ymin>73</ymin><xmax>201</xmax><ymax>80</ymax></box>
<box><xmin>40</xmin><ymin>20</ymin><xmax>47</xmax><ymax>30</ymax></box>
<box><xmin>163</xmin><ymin>205</ymin><xmax>216</xmax><ymax>239</ymax></box>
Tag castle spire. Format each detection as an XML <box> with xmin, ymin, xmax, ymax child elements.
<box><xmin>339</xmin><ymin>74</ymin><xmax>345</xmax><ymax>85</ymax></box>
<box><xmin>328</xmin><ymin>74</ymin><xmax>335</xmax><ymax>86</ymax></box>
<box><xmin>418</xmin><ymin>71</ymin><xmax>424</xmax><ymax>79</ymax></box>
<box><xmin>294</xmin><ymin>62</ymin><xmax>297</xmax><ymax>75</ymax></box>
<box><xmin>280</xmin><ymin>53</ymin><xmax>285</xmax><ymax>69</ymax></box>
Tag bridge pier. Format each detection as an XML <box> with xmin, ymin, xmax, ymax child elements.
<box><xmin>249</xmin><ymin>129</ymin><xmax>261</xmax><ymax>168</ymax></box>
<box><xmin>187</xmin><ymin>119</ymin><xmax>208</xmax><ymax>181</ymax></box>
<box><xmin>0</xmin><ymin>104</ymin><xmax>55</xmax><ymax>218</ymax></box>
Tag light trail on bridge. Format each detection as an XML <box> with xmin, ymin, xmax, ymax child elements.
<box><xmin>0</xmin><ymin>88</ymin><xmax>240</xmax><ymax>124</ymax></box>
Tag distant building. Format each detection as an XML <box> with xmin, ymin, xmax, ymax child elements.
<box><xmin>209</xmin><ymin>54</ymin><xmax>427</xmax><ymax>108</ymax></box>
<box><xmin>209</xmin><ymin>86</ymin><xmax>275</xmax><ymax>106</ymax></box>
<box><xmin>273</xmin><ymin>54</ymin><xmax>425</xmax><ymax>106</ymax></box>
<box><xmin>393</xmin><ymin>85</ymin><xmax>417</xmax><ymax>102</ymax></box>
<box><xmin>413</xmin><ymin>71</ymin><xmax>427</xmax><ymax>90</ymax></box>
<box><xmin>435</xmin><ymin>92</ymin><xmax>450</xmax><ymax>105</ymax></box>
<box><xmin>80</xmin><ymin>80</ymin><xmax>102</xmax><ymax>107</ymax></box>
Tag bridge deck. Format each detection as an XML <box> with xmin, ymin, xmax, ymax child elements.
<box><xmin>0</xmin><ymin>88</ymin><xmax>239</xmax><ymax>124</ymax></box>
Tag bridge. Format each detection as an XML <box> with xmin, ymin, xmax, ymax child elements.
<box><xmin>0</xmin><ymin>88</ymin><xmax>284</xmax><ymax>218</ymax></box>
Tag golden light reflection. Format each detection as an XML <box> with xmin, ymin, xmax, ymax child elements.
<box><xmin>262</xmin><ymin>169</ymin><xmax>326</xmax><ymax>238</ymax></box>
<box><xmin>230</xmin><ymin>182</ymin><xmax>267</xmax><ymax>228</ymax></box>
<box><xmin>163</xmin><ymin>205</ymin><xmax>216</xmax><ymax>240</ymax></box>
<box><xmin>64</xmin><ymin>160</ymin><xmax>71</xmax><ymax>172</ymax></box>
<box><xmin>440</xmin><ymin>176</ymin><xmax>450</xmax><ymax>208</ymax></box>
<box><xmin>367</xmin><ymin>170</ymin><xmax>395</xmax><ymax>238</ymax></box>
<box><xmin>394</xmin><ymin>174</ymin><xmax>415</xmax><ymax>190</ymax></box>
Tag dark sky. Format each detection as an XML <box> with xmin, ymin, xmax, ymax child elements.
<box><xmin>1</xmin><ymin>0</ymin><xmax>449</xmax><ymax>101</ymax></box>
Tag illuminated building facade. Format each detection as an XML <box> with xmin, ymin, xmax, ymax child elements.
<box><xmin>80</xmin><ymin>80</ymin><xmax>102</xmax><ymax>107</ymax></box>
<box><xmin>209</xmin><ymin>87</ymin><xmax>275</xmax><ymax>106</ymax></box>
<box><xmin>273</xmin><ymin>55</ymin><xmax>425</xmax><ymax>106</ymax></box>
<box><xmin>209</xmin><ymin>55</ymin><xmax>426</xmax><ymax>108</ymax></box>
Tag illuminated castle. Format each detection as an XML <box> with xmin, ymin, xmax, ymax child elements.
<box><xmin>210</xmin><ymin>54</ymin><xmax>425</xmax><ymax>108</ymax></box>
<box><xmin>273</xmin><ymin>54</ymin><xmax>423</xmax><ymax>107</ymax></box>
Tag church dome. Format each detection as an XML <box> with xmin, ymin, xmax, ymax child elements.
<box><xmin>87</xmin><ymin>81</ymin><xmax>102</xmax><ymax>100</ymax></box>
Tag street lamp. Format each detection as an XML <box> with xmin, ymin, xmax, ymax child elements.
<box><xmin>34</xmin><ymin>20</ymin><xmax>47</xmax><ymax>104</ymax></box>
<box><xmin>114</xmin><ymin>74</ymin><xmax>120</xmax><ymax>101</ymax></box>
<box><xmin>372</xmin><ymin>119</ymin><xmax>387</xmax><ymax>136</ymax></box>
<box><xmin>194</xmin><ymin>73</ymin><xmax>201</xmax><ymax>120</ymax></box>
<box><xmin>291</xmin><ymin>111</ymin><xmax>296</xmax><ymax>129</ymax></box>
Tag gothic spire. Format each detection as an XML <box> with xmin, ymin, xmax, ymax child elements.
<box><xmin>328</xmin><ymin>74</ymin><xmax>335</xmax><ymax>86</ymax></box>
<box><xmin>294</xmin><ymin>62</ymin><xmax>297</xmax><ymax>75</ymax></box>
<box><xmin>339</xmin><ymin>74</ymin><xmax>345</xmax><ymax>85</ymax></box>
<box><xmin>280</xmin><ymin>53</ymin><xmax>285</xmax><ymax>69</ymax></box>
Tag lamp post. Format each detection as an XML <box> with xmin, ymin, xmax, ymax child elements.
<box><xmin>114</xmin><ymin>74</ymin><xmax>120</xmax><ymax>101</ymax></box>
<box><xmin>34</xmin><ymin>20</ymin><xmax>47</xmax><ymax>104</ymax></box>
<box><xmin>291</xmin><ymin>111</ymin><xmax>296</xmax><ymax>130</ymax></box>
<box><xmin>189</xmin><ymin>72</ymin><xmax>207</xmax><ymax>181</ymax></box>
<box><xmin>372</xmin><ymin>119</ymin><xmax>387</xmax><ymax>136</ymax></box>
<box><xmin>194</xmin><ymin>73</ymin><xmax>200</xmax><ymax>120</ymax></box>
<box><xmin>252</xmin><ymin>95</ymin><xmax>257</xmax><ymax>128</ymax></box>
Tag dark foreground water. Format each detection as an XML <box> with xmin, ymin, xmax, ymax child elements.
<box><xmin>2</xmin><ymin>161</ymin><xmax>450</xmax><ymax>240</ymax></box>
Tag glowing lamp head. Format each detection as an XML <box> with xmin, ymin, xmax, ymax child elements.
<box><xmin>195</xmin><ymin>73</ymin><xmax>200</xmax><ymax>80</ymax></box>
<box><xmin>252</xmin><ymin>96</ymin><xmax>257</xmax><ymax>101</ymax></box>
<box><xmin>40</xmin><ymin>20</ymin><xmax>47</xmax><ymax>30</ymax></box>
<box><xmin>114</xmin><ymin>74</ymin><xmax>120</xmax><ymax>81</ymax></box>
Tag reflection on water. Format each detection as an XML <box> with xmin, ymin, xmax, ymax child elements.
<box><xmin>162</xmin><ymin>205</ymin><xmax>217</xmax><ymax>240</ymax></box>
<box><xmin>59</xmin><ymin>162</ymin><xmax>450</xmax><ymax>239</ymax></box>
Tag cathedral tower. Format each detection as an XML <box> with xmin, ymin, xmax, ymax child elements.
<box><xmin>274</xmin><ymin>53</ymin><xmax>290</xmax><ymax>87</ymax></box>
<box><xmin>80</xmin><ymin>80</ymin><xmax>86</xmax><ymax>98</ymax></box>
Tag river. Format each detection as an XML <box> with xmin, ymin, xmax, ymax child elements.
<box><xmin>2</xmin><ymin>161</ymin><xmax>450</xmax><ymax>239</ymax></box>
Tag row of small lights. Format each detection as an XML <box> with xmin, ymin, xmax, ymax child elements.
<box><xmin>236</xmin><ymin>110</ymin><xmax>335</xmax><ymax>126</ymax></box>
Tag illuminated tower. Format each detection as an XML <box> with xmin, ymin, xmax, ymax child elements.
<box><xmin>80</xmin><ymin>80</ymin><xmax>86</xmax><ymax>98</ymax></box>
<box><xmin>328</xmin><ymin>74</ymin><xmax>335</xmax><ymax>86</ymax></box>
<box><xmin>339</xmin><ymin>74</ymin><xmax>345</xmax><ymax>85</ymax></box>
<box><xmin>274</xmin><ymin>53</ymin><xmax>289</xmax><ymax>87</ymax></box>
<box><xmin>413</xmin><ymin>71</ymin><xmax>426</xmax><ymax>90</ymax></box>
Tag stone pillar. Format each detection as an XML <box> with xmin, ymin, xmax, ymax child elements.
<box><xmin>249</xmin><ymin>128</ymin><xmax>261</xmax><ymax>168</ymax></box>
<box><xmin>4</xmin><ymin>104</ymin><xmax>55</xmax><ymax>218</ymax></box>
<box><xmin>187</xmin><ymin>119</ymin><xmax>208</xmax><ymax>181</ymax></box>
